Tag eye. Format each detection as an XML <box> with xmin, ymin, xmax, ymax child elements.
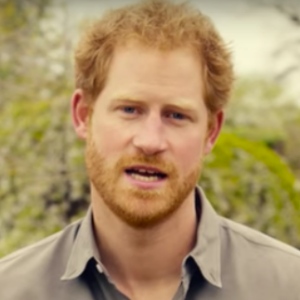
<box><xmin>121</xmin><ymin>106</ymin><xmax>138</xmax><ymax>114</ymax></box>
<box><xmin>166</xmin><ymin>112</ymin><xmax>187</xmax><ymax>120</ymax></box>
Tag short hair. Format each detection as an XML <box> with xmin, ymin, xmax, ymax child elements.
<box><xmin>74</xmin><ymin>0</ymin><xmax>234</xmax><ymax>116</ymax></box>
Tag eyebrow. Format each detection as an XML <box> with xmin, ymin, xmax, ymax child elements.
<box><xmin>111</xmin><ymin>95</ymin><xmax>144</xmax><ymax>105</ymax></box>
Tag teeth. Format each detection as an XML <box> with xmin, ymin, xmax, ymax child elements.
<box><xmin>130</xmin><ymin>173</ymin><xmax>159</xmax><ymax>182</ymax></box>
<box><xmin>137</xmin><ymin>168</ymin><xmax>156</xmax><ymax>174</ymax></box>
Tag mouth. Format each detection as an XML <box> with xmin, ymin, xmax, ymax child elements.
<box><xmin>125</xmin><ymin>165</ymin><xmax>167</xmax><ymax>182</ymax></box>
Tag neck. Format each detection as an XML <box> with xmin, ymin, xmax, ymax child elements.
<box><xmin>91</xmin><ymin>188</ymin><xmax>198</xmax><ymax>295</ymax></box>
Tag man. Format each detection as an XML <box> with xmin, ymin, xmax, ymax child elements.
<box><xmin>1</xmin><ymin>0</ymin><xmax>300</xmax><ymax>299</ymax></box>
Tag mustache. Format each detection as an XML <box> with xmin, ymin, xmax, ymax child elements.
<box><xmin>85</xmin><ymin>139</ymin><xmax>177</xmax><ymax>175</ymax></box>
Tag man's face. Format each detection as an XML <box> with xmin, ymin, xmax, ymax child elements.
<box><xmin>73</xmin><ymin>44</ymin><xmax>222</xmax><ymax>228</ymax></box>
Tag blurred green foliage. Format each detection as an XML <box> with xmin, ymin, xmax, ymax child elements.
<box><xmin>202</xmin><ymin>133</ymin><xmax>300</xmax><ymax>246</ymax></box>
<box><xmin>0</xmin><ymin>0</ymin><xmax>300</xmax><ymax>257</ymax></box>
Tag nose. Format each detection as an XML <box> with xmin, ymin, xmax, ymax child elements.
<box><xmin>132</xmin><ymin>114</ymin><xmax>168</xmax><ymax>156</ymax></box>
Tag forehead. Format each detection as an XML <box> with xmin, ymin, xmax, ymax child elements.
<box><xmin>98</xmin><ymin>43</ymin><xmax>205</xmax><ymax>107</ymax></box>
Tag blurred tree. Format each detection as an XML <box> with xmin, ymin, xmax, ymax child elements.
<box><xmin>225</xmin><ymin>76</ymin><xmax>300</xmax><ymax>177</ymax></box>
<box><xmin>202</xmin><ymin>132</ymin><xmax>300</xmax><ymax>247</ymax></box>
<box><xmin>205</xmin><ymin>75</ymin><xmax>300</xmax><ymax>246</ymax></box>
<box><xmin>249</xmin><ymin>0</ymin><xmax>300</xmax><ymax>86</ymax></box>
<box><xmin>0</xmin><ymin>0</ymin><xmax>53</xmax><ymax>107</ymax></box>
<box><xmin>0</xmin><ymin>0</ymin><xmax>89</xmax><ymax>256</ymax></box>
<box><xmin>271</xmin><ymin>1</ymin><xmax>300</xmax><ymax>82</ymax></box>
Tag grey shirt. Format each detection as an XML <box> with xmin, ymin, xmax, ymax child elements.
<box><xmin>1</xmin><ymin>187</ymin><xmax>300</xmax><ymax>300</ymax></box>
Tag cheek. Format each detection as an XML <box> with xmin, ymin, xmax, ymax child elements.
<box><xmin>91</xmin><ymin>119</ymin><xmax>131</xmax><ymax>156</ymax></box>
<box><xmin>173</xmin><ymin>134</ymin><xmax>205</xmax><ymax>174</ymax></box>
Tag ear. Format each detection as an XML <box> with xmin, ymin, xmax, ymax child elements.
<box><xmin>71</xmin><ymin>89</ymin><xmax>90</xmax><ymax>140</ymax></box>
<box><xmin>204</xmin><ymin>110</ymin><xmax>224</xmax><ymax>155</ymax></box>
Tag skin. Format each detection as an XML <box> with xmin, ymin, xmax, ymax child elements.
<box><xmin>71</xmin><ymin>43</ymin><xmax>223</xmax><ymax>300</ymax></box>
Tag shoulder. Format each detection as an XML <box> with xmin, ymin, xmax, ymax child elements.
<box><xmin>219</xmin><ymin>217</ymin><xmax>300</xmax><ymax>259</ymax></box>
<box><xmin>0</xmin><ymin>220</ymin><xmax>81</xmax><ymax>300</ymax></box>
<box><xmin>219</xmin><ymin>217</ymin><xmax>300</xmax><ymax>295</ymax></box>
<box><xmin>0</xmin><ymin>220</ymin><xmax>81</xmax><ymax>268</ymax></box>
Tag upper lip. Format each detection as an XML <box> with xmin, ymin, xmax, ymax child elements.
<box><xmin>125</xmin><ymin>165</ymin><xmax>166</xmax><ymax>174</ymax></box>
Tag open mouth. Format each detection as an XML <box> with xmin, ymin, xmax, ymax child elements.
<box><xmin>125</xmin><ymin>167</ymin><xmax>167</xmax><ymax>182</ymax></box>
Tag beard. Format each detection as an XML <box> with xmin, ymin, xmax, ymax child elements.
<box><xmin>85</xmin><ymin>135</ymin><xmax>203</xmax><ymax>229</ymax></box>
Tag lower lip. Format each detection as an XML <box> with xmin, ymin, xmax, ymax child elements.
<box><xmin>124</xmin><ymin>172</ymin><xmax>166</xmax><ymax>190</ymax></box>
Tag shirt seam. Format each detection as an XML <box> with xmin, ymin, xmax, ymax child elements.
<box><xmin>0</xmin><ymin>219</ymin><xmax>82</xmax><ymax>265</ymax></box>
<box><xmin>219</xmin><ymin>217</ymin><xmax>300</xmax><ymax>260</ymax></box>
<box><xmin>0</xmin><ymin>232</ymin><xmax>62</xmax><ymax>264</ymax></box>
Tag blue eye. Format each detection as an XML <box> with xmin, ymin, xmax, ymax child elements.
<box><xmin>169</xmin><ymin>112</ymin><xmax>186</xmax><ymax>120</ymax></box>
<box><xmin>122</xmin><ymin>106</ymin><xmax>137</xmax><ymax>114</ymax></box>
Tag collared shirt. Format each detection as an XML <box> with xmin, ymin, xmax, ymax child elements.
<box><xmin>1</xmin><ymin>187</ymin><xmax>300</xmax><ymax>300</ymax></box>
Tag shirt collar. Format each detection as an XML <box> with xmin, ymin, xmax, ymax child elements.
<box><xmin>189</xmin><ymin>186</ymin><xmax>222</xmax><ymax>288</ymax></box>
<box><xmin>60</xmin><ymin>207</ymin><xmax>98</xmax><ymax>280</ymax></box>
<box><xmin>61</xmin><ymin>186</ymin><xmax>222</xmax><ymax>288</ymax></box>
